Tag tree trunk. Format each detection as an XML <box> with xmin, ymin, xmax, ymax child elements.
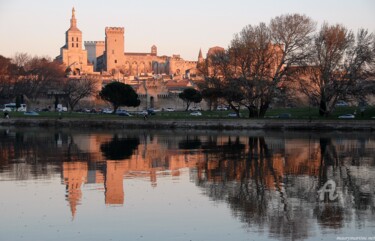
<box><xmin>113</xmin><ymin>105</ymin><xmax>119</xmax><ymax>114</ymax></box>
<box><xmin>247</xmin><ymin>106</ymin><xmax>258</xmax><ymax>118</ymax></box>
<box><xmin>319</xmin><ymin>99</ymin><xmax>327</xmax><ymax>117</ymax></box>
<box><xmin>258</xmin><ymin>102</ymin><xmax>269</xmax><ymax>118</ymax></box>
<box><xmin>228</xmin><ymin>102</ymin><xmax>240</xmax><ymax>117</ymax></box>
<box><xmin>185</xmin><ymin>102</ymin><xmax>191</xmax><ymax>111</ymax></box>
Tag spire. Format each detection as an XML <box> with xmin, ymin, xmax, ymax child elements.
<box><xmin>198</xmin><ymin>48</ymin><xmax>204</xmax><ymax>63</ymax></box>
<box><xmin>70</xmin><ymin>7</ymin><xmax>77</xmax><ymax>29</ymax></box>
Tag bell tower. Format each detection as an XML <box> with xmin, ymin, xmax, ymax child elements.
<box><xmin>65</xmin><ymin>7</ymin><xmax>82</xmax><ymax>51</ymax></box>
<box><xmin>57</xmin><ymin>7</ymin><xmax>93</xmax><ymax>74</ymax></box>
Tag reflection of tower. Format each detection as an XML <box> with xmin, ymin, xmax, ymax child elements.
<box><xmin>63</xmin><ymin>162</ymin><xmax>88</xmax><ymax>219</ymax></box>
<box><xmin>105</xmin><ymin>161</ymin><xmax>126</xmax><ymax>205</ymax></box>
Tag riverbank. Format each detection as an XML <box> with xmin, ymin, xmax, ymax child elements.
<box><xmin>0</xmin><ymin>117</ymin><xmax>374</xmax><ymax>130</ymax></box>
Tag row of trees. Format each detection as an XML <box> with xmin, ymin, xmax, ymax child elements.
<box><xmin>0</xmin><ymin>53</ymin><xmax>141</xmax><ymax>112</ymax></box>
<box><xmin>197</xmin><ymin>14</ymin><xmax>375</xmax><ymax>117</ymax></box>
<box><xmin>0</xmin><ymin>54</ymin><xmax>65</xmax><ymax>102</ymax></box>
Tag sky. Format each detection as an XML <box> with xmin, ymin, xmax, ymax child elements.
<box><xmin>0</xmin><ymin>0</ymin><xmax>374</xmax><ymax>60</ymax></box>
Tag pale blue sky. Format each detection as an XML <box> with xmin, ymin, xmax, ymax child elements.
<box><xmin>0</xmin><ymin>0</ymin><xmax>374</xmax><ymax>60</ymax></box>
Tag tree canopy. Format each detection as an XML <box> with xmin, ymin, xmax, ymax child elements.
<box><xmin>99</xmin><ymin>81</ymin><xmax>140</xmax><ymax>113</ymax></box>
<box><xmin>178</xmin><ymin>88</ymin><xmax>202</xmax><ymax>111</ymax></box>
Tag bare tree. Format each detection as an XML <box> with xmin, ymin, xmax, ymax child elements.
<box><xmin>12</xmin><ymin>52</ymin><xmax>31</xmax><ymax>70</ymax></box>
<box><xmin>0</xmin><ymin>55</ymin><xmax>19</xmax><ymax>100</ymax></box>
<box><xmin>221</xmin><ymin>14</ymin><xmax>316</xmax><ymax>117</ymax></box>
<box><xmin>63</xmin><ymin>77</ymin><xmax>98</xmax><ymax>111</ymax></box>
<box><xmin>299</xmin><ymin>25</ymin><xmax>375</xmax><ymax>116</ymax></box>
<box><xmin>230</xmin><ymin>23</ymin><xmax>277</xmax><ymax>117</ymax></box>
<box><xmin>13</xmin><ymin>56</ymin><xmax>65</xmax><ymax>101</ymax></box>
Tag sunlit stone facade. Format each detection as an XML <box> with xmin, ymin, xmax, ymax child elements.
<box><xmin>55</xmin><ymin>8</ymin><xmax>94</xmax><ymax>75</ymax></box>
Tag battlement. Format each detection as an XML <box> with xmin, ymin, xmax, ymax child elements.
<box><xmin>84</xmin><ymin>41</ymin><xmax>105</xmax><ymax>46</ymax></box>
<box><xmin>105</xmin><ymin>27</ymin><xmax>125</xmax><ymax>34</ymax></box>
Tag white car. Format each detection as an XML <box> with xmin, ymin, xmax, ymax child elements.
<box><xmin>164</xmin><ymin>107</ymin><xmax>175</xmax><ymax>112</ymax></box>
<box><xmin>336</xmin><ymin>101</ymin><xmax>349</xmax><ymax>107</ymax></box>
<box><xmin>190</xmin><ymin>111</ymin><xmax>202</xmax><ymax>116</ymax></box>
<box><xmin>217</xmin><ymin>106</ymin><xmax>228</xmax><ymax>111</ymax></box>
<box><xmin>338</xmin><ymin>114</ymin><xmax>355</xmax><ymax>119</ymax></box>
<box><xmin>189</xmin><ymin>106</ymin><xmax>202</xmax><ymax>111</ymax></box>
<box><xmin>102</xmin><ymin>108</ymin><xmax>113</xmax><ymax>114</ymax></box>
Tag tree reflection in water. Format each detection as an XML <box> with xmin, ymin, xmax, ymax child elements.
<box><xmin>0</xmin><ymin>129</ymin><xmax>374</xmax><ymax>240</ymax></box>
<box><xmin>193</xmin><ymin>134</ymin><xmax>375</xmax><ymax>240</ymax></box>
<box><xmin>100</xmin><ymin>135</ymin><xmax>140</xmax><ymax>160</ymax></box>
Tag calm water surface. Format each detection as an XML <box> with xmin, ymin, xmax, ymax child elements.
<box><xmin>0</xmin><ymin>128</ymin><xmax>374</xmax><ymax>241</ymax></box>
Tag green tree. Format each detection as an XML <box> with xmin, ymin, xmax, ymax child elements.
<box><xmin>99</xmin><ymin>82</ymin><xmax>140</xmax><ymax>113</ymax></box>
<box><xmin>178</xmin><ymin>88</ymin><xmax>202</xmax><ymax>111</ymax></box>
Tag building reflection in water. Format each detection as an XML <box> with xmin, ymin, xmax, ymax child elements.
<box><xmin>0</xmin><ymin>129</ymin><xmax>374</xmax><ymax>239</ymax></box>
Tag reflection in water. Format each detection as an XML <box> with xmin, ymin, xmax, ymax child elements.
<box><xmin>0</xmin><ymin>129</ymin><xmax>374</xmax><ymax>240</ymax></box>
<box><xmin>100</xmin><ymin>135</ymin><xmax>140</xmax><ymax>160</ymax></box>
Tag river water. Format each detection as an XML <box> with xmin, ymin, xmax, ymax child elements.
<box><xmin>0</xmin><ymin>128</ymin><xmax>374</xmax><ymax>241</ymax></box>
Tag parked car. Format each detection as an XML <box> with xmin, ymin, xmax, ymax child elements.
<box><xmin>278</xmin><ymin>113</ymin><xmax>291</xmax><ymax>119</ymax></box>
<box><xmin>190</xmin><ymin>111</ymin><xmax>202</xmax><ymax>116</ymax></box>
<box><xmin>2</xmin><ymin>103</ymin><xmax>27</xmax><ymax>112</ymax></box>
<box><xmin>336</xmin><ymin>100</ymin><xmax>349</xmax><ymax>107</ymax></box>
<box><xmin>118</xmin><ymin>112</ymin><xmax>132</xmax><ymax>117</ymax></box>
<box><xmin>147</xmin><ymin>109</ymin><xmax>156</xmax><ymax>115</ymax></box>
<box><xmin>23</xmin><ymin>111</ymin><xmax>39</xmax><ymax>116</ymax></box>
<box><xmin>227</xmin><ymin>113</ymin><xmax>238</xmax><ymax>117</ymax></box>
<box><xmin>338</xmin><ymin>114</ymin><xmax>355</xmax><ymax>119</ymax></box>
<box><xmin>135</xmin><ymin>110</ymin><xmax>148</xmax><ymax>116</ymax></box>
<box><xmin>102</xmin><ymin>108</ymin><xmax>113</xmax><ymax>114</ymax></box>
<box><xmin>217</xmin><ymin>106</ymin><xmax>228</xmax><ymax>111</ymax></box>
<box><xmin>164</xmin><ymin>107</ymin><xmax>175</xmax><ymax>112</ymax></box>
<box><xmin>189</xmin><ymin>106</ymin><xmax>202</xmax><ymax>111</ymax></box>
<box><xmin>116</xmin><ymin>109</ymin><xmax>127</xmax><ymax>114</ymax></box>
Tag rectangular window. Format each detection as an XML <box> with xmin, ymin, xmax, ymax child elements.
<box><xmin>72</xmin><ymin>37</ymin><xmax>74</xmax><ymax>41</ymax></box>
<box><xmin>72</xmin><ymin>43</ymin><xmax>74</xmax><ymax>47</ymax></box>
<box><xmin>115</xmin><ymin>60</ymin><xmax>117</xmax><ymax>63</ymax></box>
<box><xmin>76</xmin><ymin>37</ymin><xmax>78</xmax><ymax>41</ymax></box>
<box><xmin>76</xmin><ymin>43</ymin><xmax>78</xmax><ymax>47</ymax></box>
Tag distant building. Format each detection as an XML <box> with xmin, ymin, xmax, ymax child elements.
<box><xmin>55</xmin><ymin>8</ymin><xmax>94</xmax><ymax>75</ymax></box>
<box><xmin>56</xmin><ymin>8</ymin><xmax>200</xmax><ymax>78</ymax></box>
<box><xmin>55</xmin><ymin>7</ymin><xmax>224</xmax><ymax>109</ymax></box>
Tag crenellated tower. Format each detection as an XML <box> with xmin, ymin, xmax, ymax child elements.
<box><xmin>84</xmin><ymin>41</ymin><xmax>105</xmax><ymax>71</ymax></box>
<box><xmin>105</xmin><ymin>27</ymin><xmax>125</xmax><ymax>72</ymax></box>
